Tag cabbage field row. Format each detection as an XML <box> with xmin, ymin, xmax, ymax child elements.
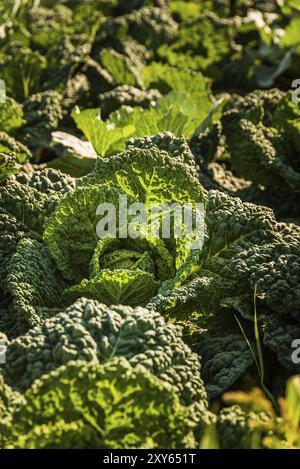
<box><xmin>0</xmin><ymin>0</ymin><xmax>299</xmax><ymax>450</ymax></box>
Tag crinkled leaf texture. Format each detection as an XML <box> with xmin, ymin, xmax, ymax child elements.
<box><xmin>3</xmin><ymin>358</ymin><xmax>197</xmax><ymax>449</ymax></box>
<box><xmin>0</xmin><ymin>153</ymin><xmax>21</xmax><ymax>184</ymax></box>
<box><xmin>148</xmin><ymin>190</ymin><xmax>300</xmax><ymax>396</ymax></box>
<box><xmin>212</xmin><ymin>90</ymin><xmax>300</xmax><ymax>191</ymax></box>
<box><xmin>149</xmin><ymin>190</ymin><xmax>299</xmax><ymax>318</ymax></box>
<box><xmin>0</xmin><ymin>373</ymin><xmax>24</xmax><ymax>448</ymax></box>
<box><xmin>65</xmin><ymin>268</ymin><xmax>159</xmax><ymax>306</ymax></box>
<box><xmin>216</xmin><ymin>405</ymin><xmax>270</xmax><ymax>449</ymax></box>
<box><xmin>12</xmin><ymin>168</ymin><xmax>76</xmax><ymax>195</ymax></box>
<box><xmin>0</xmin><ymin>132</ymin><xmax>31</xmax><ymax>163</ymax></box>
<box><xmin>0</xmin><ymin>97</ymin><xmax>24</xmax><ymax>134</ymax></box>
<box><xmin>44</xmin><ymin>142</ymin><xmax>205</xmax><ymax>306</ymax></box>
<box><xmin>0</xmin><ymin>170</ymin><xmax>75</xmax><ymax>336</ymax></box>
<box><xmin>6</xmin><ymin>238</ymin><xmax>67</xmax><ymax>332</ymax></box>
<box><xmin>0</xmin><ymin>181</ymin><xmax>51</xmax><ymax>236</ymax></box>
<box><xmin>192</xmin><ymin>314</ymin><xmax>255</xmax><ymax>399</ymax></box>
<box><xmin>3</xmin><ymin>298</ymin><xmax>208</xmax><ymax>412</ymax></box>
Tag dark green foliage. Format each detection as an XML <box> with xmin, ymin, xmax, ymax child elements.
<box><xmin>13</xmin><ymin>168</ymin><xmax>76</xmax><ymax>195</ymax></box>
<box><xmin>6</xmin><ymin>238</ymin><xmax>67</xmax><ymax>334</ymax></box>
<box><xmin>99</xmin><ymin>85</ymin><xmax>161</xmax><ymax>115</ymax></box>
<box><xmin>126</xmin><ymin>131</ymin><xmax>197</xmax><ymax>175</ymax></box>
<box><xmin>20</xmin><ymin>91</ymin><xmax>64</xmax><ymax>149</ymax></box>
<box><xmin>198</xmin><ymin>90</ymin><xmax>300</xmax><ymax>191</ymax></box>
<box><xmin>192</xmin><ymin>315</ymin><xmax>255</xmax><ymax>399</ymax></box>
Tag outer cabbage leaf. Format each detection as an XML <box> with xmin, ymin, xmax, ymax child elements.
<box><xmin>3</xmin><ymin>358</ymin><xmax>196</xmax><ymax>449</ymax></box>
<box><xmin>157</xmin><ymin>13</ymin><xmax>235</xmax><ymax>77</ymax></box>
<box><xmin>0</xmin><ymin>153</ymin><xmax>21</xmax><ymax>184</ymax></box>
<box><xmin>0</xmin><ymin>170</ymin><xmax>75</xmax><ymax>336</ymax></box>
<box><xmin>0</xmin><ymin>374</ymin><xmax>24</xmax><ymax>447</ymax></box>
<box><xmin>148</xmin><ymin>190</ymin><xmax>300</xmax><ymax>394</ymax></box>
<box><xmin>119</xmin><ymin>6</ymin><xmax>178</xmax><ymax>50</ymax></box>
<box><xmin>0</xmin><ymin>97</ymin><xmax>24</xmax><ymax>134</ymax></box>
<box><xmin>0</xmin><ymin>132</ymin><xmax>31</xmax><ymax>163</ymax></box>
<box><xmin>12</xmin><ymin>168</ymin><xmax>76</xmax><ymax>195</ymax></box>
<box><xmin>0</xmin><ymin>169</ymin><xmax>75</xmax><ymax>240</ymax></box>
<box><xmin>142</xmin><ymin>63</ymin><xmax>212</xmax><ymax>124</ymax></box>
<box><xmin>6</xmin><ymin>238</ymin><xmax>67</xmax><ymax>335</ymax></box>
<box><xmin>20</xmin><ymin>91</ymin><xmax>64</xmax><ymax>149</ymax></box>
<box><xmin>108</xmin><ymin>91</ymin><xmax>211</xmax><ymax>142</ymax></box>
<box><xmin>149</xmin><ymin>190</ymin><xmax>291</xmax><ymax>318</ymax></box>
<box><xmin>126</xmin><ymin>131</ymin><xmax>197</xmax><ymax>175</ymax></box>
<box><xmin>99</xmin><ymin>85</ymin><xmax>161</xmax><ymax>115</ymax></box>
<box><xmin>72</xmin><ymin>85</ymin><xmax>212</xmax><ymax>158</ymax></box>
<box><xmin>192</xmin><ymin>314</ymin><xmax>255</xmax><ymax>399</ymax></box>
<box><xmin>222</xmin><ymin>117</ymin><xmax>300</xmax><ymax>191</ymax></box>
<box><xmin>209</xmin><ymin>90</ymin><xmax>300</xmax><ymax>191</ymax></box>
<box><xmin>0</xmin><ymin>181</ymin><xmax>56</xmax><ymax>236</ymax></box>
<box><xmin>0</xmin><ymin>211</ymin><xmax>37</xmax><ymax>291</ymax></box>
<box><xmin>49</xmin><ymin>131</ymin><xmax>97</xmax><ymax>178</ymax></box>
<box><xmin>100</xmin><ymin>49</ymin><xmax>141</xmax><ymax>87</ymax></box>
<box><xmin>3</xmin><ymin>298</ymin><xmax>208</xmax><ymax>411</ymax></box>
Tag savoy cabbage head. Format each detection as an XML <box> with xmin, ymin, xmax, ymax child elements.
<box><xmin>198</xmin><ymin>89</ymin><xmax>300</xmax><ymax>192</ymax></box>
<box><xmin>44</xmin><ymin>136</ymin><xmax>206</xmax><ymax>306</ymax></box>
<box><xmin>3</xmin><ymin>358</ymin><xmax>198</xmax><ymax>449</ymax></box>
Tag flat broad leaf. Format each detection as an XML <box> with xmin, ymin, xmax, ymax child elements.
<box><xmin>71</xmin><ymin>107</ymin><xmax>135</xmax><ymax>157</ymax></box>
